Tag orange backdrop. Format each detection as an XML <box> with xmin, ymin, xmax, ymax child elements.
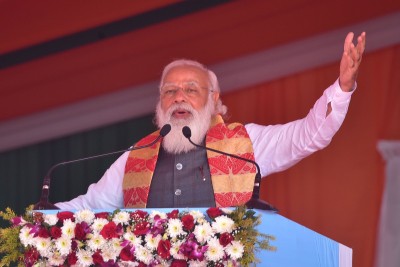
<box><xmin>222</xmin><ymin>44</ymin><xmax>400</xmax><ymax>267</ymax></box>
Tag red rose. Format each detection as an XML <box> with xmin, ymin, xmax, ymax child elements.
<box><xmin>137</xmin><ymin>263</ymin><xmax>147</xmax><ymax>267</ymax></box>
<box><xmin>92</xmin><ymin>251</ymin><xmax>104</xmax><ymax>265</ymax></box>
<box><xmin>37</xmin><ymin>227</ymin><xmax>50</xmax><ymax>238</ymax></box>
<box><xmin>181</xmin><ymin>214</ymin><xmax>195</xmax><ymax>231</ymax></box>
<box><xmin>219</xmin><ymin>232</ymin><xmax>233</xmax><ymax>246</ymax></box>
<box><xmin>206</xmin><ymin>207</ymin><xmax>223</xmax><ymax>219</ymax></box>
<box><xmin>50</xmin><ymin>226</ymin><xmax>62</xmax><ymax>239</ymax></box>
<box><xmin>74</xmin><ymin>222</ymin><xmax>87</xmax><ymax>240</ymax></box>
<box><xmin>167</xmin><ymin>209</ymin><xmax>179</xmax><ymax>219</ymax></box>
<box><xmin>100</xmin><ymin>221</ymin><xmax>119</xmax><ymax>239</ymax></box>
<box><xmin>67</xmin><ymin>252</ymin><xmax>78</xmax><ymax>265</ymax></box>
<box><xmin>171</xmin><ymin>259</ymin><xmax>188</xmax><ymax>267</ymax></box>
<box><xmin>24</xmin><ymin>248</ymin><xmax>39</xmax><ymax>267</ymax></box>
<box><xmin>133</xmin><ymin>221</ymin><xmax>150</xmax><ymax>236</ymax></box>
<box><xmin>130</xmin><ymin>210</ymin><xmax>148</xmax><ymax>220</ymax></box>
<box><xmin>95</xmin><ymin>212</ymin><xmax>110</xmax><ymax>219</ymax></box>
<box><xmin>157</xmin><ymin>239</ymin><xmax>171</xmax><ymax>259</ymax></box>
<box><xmin>57</xmin><ymin>211</ymin><xmax>75</xmax><ymax>222</ymax></box>
<box><xmin>71</xmin><ymin>240</ymin><xmax>78</xmax><ymax>251</ymax></box>
<box><xmin>119</xmin><ymin>246</ymin><xmax>135</xmax><ymax>261</ymax></box>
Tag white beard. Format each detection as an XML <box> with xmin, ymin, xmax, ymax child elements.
<box><xmin>155</xmin><ymin>95</ymin><xmax>215</xmax><ymax>154</ymax></box>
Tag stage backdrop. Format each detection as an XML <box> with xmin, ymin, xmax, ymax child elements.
<box><xmin>0</xmin><ymin>44</ymin><xmax>399</xmax><ymax>267</ymax></box>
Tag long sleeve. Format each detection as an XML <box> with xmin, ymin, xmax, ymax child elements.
<box><xmin>55</xmin><ymin>152</ymin><xmax>129</xmax><ymax>210</ymax></box>
<box><xmin>246</xmin><ymin>79</ymin><xmax>355</xmax><ymax>177</ymax></box>
<box><xmin>56</xmin><ymin>79</ymin><xmax>355</xmax><ymax>210</ymax></box>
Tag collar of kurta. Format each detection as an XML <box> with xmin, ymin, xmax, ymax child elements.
<box><xmin>122</xmin><ymin>115</ymin><xmax>256</xmax><ymax>208</ymax></box>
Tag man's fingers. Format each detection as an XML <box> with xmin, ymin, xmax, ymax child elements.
<box><xmin>344</xmin><ymin>32</ymin><xmax>354</xmax><ymax>52</ymax></box>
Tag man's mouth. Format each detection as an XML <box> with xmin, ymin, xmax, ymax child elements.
<box><xmin>172</xmin><ymin>108</ymin><xmax>192</xmax><ymax>119</ymax></box>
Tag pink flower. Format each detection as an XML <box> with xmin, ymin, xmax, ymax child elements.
<box><xmin>50</xmin><ymin>226</ymin><xmax>62</xmax><ymax>239</ymax></box>
<box><xmin>92</xmin><ymin>251</ymin><xmax>105</xmax><ymax>265</ymax></box>
<box><xmin>207</xmin><ymin>207</ymin><xmax>223</xmax><ymax>219</ymax></box>
<box><xmin>67</xmin><ymin>252</ymin><xmax>78</xmax><ymax>265</ymax></box>
<box><xmin>95</xmin><ymin>212</ymin><xmax>110</xmax><ymax>219</ymax></box>
<box><xmin>157</xmin><ymin>239</ymin><xmax>171</xmax><ymax>259</ymax></box>
<box><xmin>171</xmin><ymin>259</ymin><xmax>188</xmax><ymax>267</ymax></box>
<box><xmin>11</xmin><ymin>216</ymin><xmax>26</xmax><ymax>226</ymax></box>
<box><xmin>74</xmin><ymin>222</ymin><xmax>90</xmax><ymax>240</ymax></box>
<box><xmin>133</xmin><ymin>221</ymin><xmax>150</xmax><ymax>236</ymax></box>
<box><xmin>130</xmin><ymin>210</ymin><xmax>148</xmax><ymax>220</ymax></box>
<box><xmin>100</xmin><ymin>221</ymin><xmax>120</xmax><ymax>239</ymax></box>
<box><xmin>167</xmin><ymin>209</ymin><xmax>179</xmax><ymax>219</ymax></box>
<box><xmin>24</xmin><ymin>248</ymin><xmax>39</xmax><ymax>267</ymax></box>
<box><xmin>57</xmin><ymin>211</ymin><xmax>74</xmax><ymax>222</ymax></box>
<box><xmin>181</xmin><ymin>214</ymin><xmax>195</xmax><ymax>231</ymax></box>
<box><xmin>37</xmin><ymin>227</ymin><xmax>50</xmax><ymax>238</ymax></box>
<box><xmin>219</xmin><ymin>232</ymin><xmax>234</xmax><ymax>246</ymax></box>
<box><xmin>119</xmin><ymin>245</ymin><xmax>135</xmax><ymax>261</ymax></box>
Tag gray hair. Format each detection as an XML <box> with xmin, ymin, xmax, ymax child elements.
<box><xmin>159</xmin><ymin>59</ymin><xmax>227</xmax><ymax>116</ymax></box>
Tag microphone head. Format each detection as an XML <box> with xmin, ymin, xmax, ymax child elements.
<box><xmin>182</xmin><ymin>126</ymin><xmax>192</xmax><ymax>138</ymax></box>
<box><xmin>160</xmin><ymin>124</ymin><xmax>171</xmax><ymax>137</ymax></box>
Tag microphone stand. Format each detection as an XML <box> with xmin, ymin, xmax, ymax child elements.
<box><xmin>182</xmin><ymin>126</ymin><xmax>278</xmax><ymax>212</ymax></box>
<box><xmin>34</xmin><ymin>124</ymin><xmax>171</xmax><ymax>210</ymax></box>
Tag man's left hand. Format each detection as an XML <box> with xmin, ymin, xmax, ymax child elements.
<box><xmin>339</xmin><ymin>32</ymin><xmax>366</xmax><ymax>92</ymax></box>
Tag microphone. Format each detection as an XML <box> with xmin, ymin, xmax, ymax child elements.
<box><xmin>34</xmin><ymin>124</ymin><xmax>171</xmax><ymax>210</ymax></box>
<box><xmin>182</xmin><ymin>126</ymin><xmax>278</xmax><ymax>212</ymax></box>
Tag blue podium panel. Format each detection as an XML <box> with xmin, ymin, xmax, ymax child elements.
<box><xmin>256</xmin><ymin>210</ymin><xmax>352</xmax><ymax>267</ymax></box>
<box><xmin>41</xmin><ymin>208</ymin><xmax>352</xmax><ymax>267</ymax></box>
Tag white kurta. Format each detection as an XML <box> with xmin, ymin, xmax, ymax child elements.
<box><xmin>56</xmin><ymin>79</ymin><xmax>354</xmax><ymax>210</ymax></box>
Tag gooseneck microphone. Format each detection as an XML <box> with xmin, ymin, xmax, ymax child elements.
<box><xmin>34</xmin><ymin>124</ymin><xmax>171</xmax><ymax>210</ymax></box>
<box><xmin>182</xmin><ymin>126</ymin><xmax>278</xmax><ymax>212</ymax></box>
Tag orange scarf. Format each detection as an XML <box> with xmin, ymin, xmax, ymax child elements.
<box><xmin>122</xmin><ymin>115</ymin><xmax>256</xmax><ymax>208</ymax></box>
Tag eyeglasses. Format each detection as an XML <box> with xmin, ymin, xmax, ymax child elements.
<box><xmin>160</xmin><ymin>81</ymin><xmax>212</xmax><ymax>99</ymax></box>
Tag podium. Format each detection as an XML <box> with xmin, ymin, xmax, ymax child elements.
<box><xmin>41</xmin><ymin>208</ymin><xmax>352</xmax><ymax>266</ymax></box>
<box><xmin>255</xmin><ymin>209</ymin><xmax>352</xmax><ymax>267</ymax></box>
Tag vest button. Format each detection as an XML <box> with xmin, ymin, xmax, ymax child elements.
<box><xmin>175</xmin><ymin>189</ymin><xmax>182</xmax><ymax>196</ymax></box>
<box><xmin>176</xmin><ymin>163</ymin><xmax>183</xmax><ymax>170</ymax></box>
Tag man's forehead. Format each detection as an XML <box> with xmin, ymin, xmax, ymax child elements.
<box><xmin>164</xmin><ymin>65</ymin><xmax>208</xmax><ymax>81</ymax></box>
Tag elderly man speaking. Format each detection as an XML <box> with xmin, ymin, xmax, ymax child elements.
<box><xmin>55</xmin><ymin>32</ymin><xmax>366</xmax><ymax>210</ymax></box>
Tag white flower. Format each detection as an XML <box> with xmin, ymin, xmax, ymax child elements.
<box><xmin>44</xmin><ymin>214</ymin><xmax>58</xmax><ymax>226</ymax></box>
<box><xmin>87</xmin><ymin>233</ymin><xmax>106</xmax><ymax>251</ymax></box>
<box><xmin>19</xmin><ymin>226</ymin><xmax>34</xmax><ymax>246</ymax></box>
<box><xmin>225</xmin><ymin>240</ymin><xmax>244</xmax><ymax>260</ymax></box>
<box><xmin>76</xmin><ymin>249</ymin><xmax>94</xmax><ymax>266</ymax></box>
<box><xmin>119</xmin><ymin>262</ymin><xmax>140</xmax><ymax>267</ymax></box>
<box><xmin>91</xmin><ymin>218</ymin><xmax>109</xmax><ymax>233</ymax></box>
<box><xmin>74</xmin><ymin>209</ymin><xmax>95</xmax><ymax>224</ymax></box>
<box><xmin>145</xmin><ymin>233</ymin><xmax>161</xmax><ymax>250</ymax></box>
<box><xmin>220</xmin><ymin>208</ymin><xmax>233</xmax><ymax>215</ymax></box>
<box><xmin>109</xmin><ymin>237</ymin><xmax>123</xmax><ymax>255</ymax></box>
<box><xmin>48</xmin><ymin>251</ymin><xmax>65</xmax><ymax>266</ymax></box>
<box><xmin>34</xmin><ymin>237</ymin><xmax>52</xmax><ymax>256</ymax></box>
<box><xmin>55</xmin><ymin>236</ymin><xmax>72</xmax><ymax>256</ymax></box>
<box><xmin>212</xmin><ymin>215</ymin><xmax>234</xmax><ymax>234</ymax></box>
<box><xmin>193</xmin><ymin>223</ymin><xmax>214</xmax><ymax>244</ymax></box>
<box><xmin>170</xmin><ymin>240</ymin><xmax>185</xmax><ymax>260</ymax></box>
<box><xmin>167</xmin><ymin>218</ymin><xmax>184</xmax><ymax>238</ymax></box>
<box><xmin>135</xmin><ymin>245</ymin><xmax>153</xmax><ymax>264</ymax></box>
<box><xmin>150</xmin><ymin>210</ymin><xmax>167</xmax><ymax>222</ymax></box>
<box><xmin>123</xmin><ymin>231</ymin><xmax>142</xmax><ymax>247</ymax></box>
<box><xmin>205</xmin><ymin>238</ymin><xmax>225</xmax><ymax>262</ymax></box>
<box><xmin>113</xmin><ymin>211</ymin><xmax>130</xmax><ymax>225</ymax></box>
<box><xmin>101</xmin><ymin>245</ymin><xmax>119</xmax><ymax>262</ymax></box>
<box><xmin>189</xmin><ymin>260</ymin><xmax>207</xmax><ymax>267</ymax></box>
<box><xmin>61</xmin><ymin>219</ymin><xmax>76</xmax><ymax>238</ymax></box>
<box><xmin>189</xmin><ymin>210</ymin><xmax>205</xmax><ymax>221</ymax></box>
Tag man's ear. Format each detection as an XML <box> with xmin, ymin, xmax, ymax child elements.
<box><xmin>212</xmin><ymin>91</ymin><xmax>220</xmax><ymax>104</ymax></box>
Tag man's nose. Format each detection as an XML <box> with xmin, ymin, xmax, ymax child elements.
<box><xmin>173</xmin><ymin>88</ymin><xmax>187</xmax><ymax>103</ymax></box>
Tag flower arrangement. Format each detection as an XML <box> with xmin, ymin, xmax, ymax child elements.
<box><xmin>0</xmin><ymin>206</ymin><xmax>275</xmax><ymax>266</ymax></box>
